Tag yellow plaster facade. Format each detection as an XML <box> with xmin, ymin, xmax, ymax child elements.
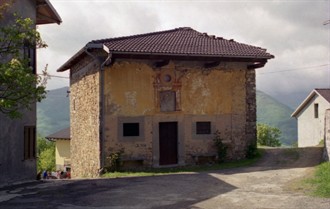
<box><xmin>102</xmin><ymin>59</ymin><xmax>252</xmax><ymax>167</ymax></box>
<box><xmin>55</xmin><ymin>140</ymin><xmax>71</xmax><ymax>171</ymax></box>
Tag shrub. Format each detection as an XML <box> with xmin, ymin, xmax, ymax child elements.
<box><xmin>105</xmin><ymin>149</ymin><xmax>124</xmax><ymax>172</ymax></box>
<box><xmin>257</xmin><ymin>123</ymin><xmax>282</xmax><ymax>147</ymax></box>
<box><xmin>246</xmin><ymin>143</ymin><xmax>259</xmax><ymax>159</ymax></box>
<box><xmin>213</xmin><ymin>130</ymin><xmax>227</xmax><ymax>163</ymax></box>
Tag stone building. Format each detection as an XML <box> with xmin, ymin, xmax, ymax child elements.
<box><xmin>57</xmin><ymin>27</ymin><xmax>274</xmax><ymax>178</ymax></box>
<box><xmin>0</xmin><ymin>0</ymin><xmax>61</xmax><ymax>186</ymax></box>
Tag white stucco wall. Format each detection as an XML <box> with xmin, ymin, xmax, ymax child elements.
<box><xmin>296</xmin><ymin>95</ymin><xmax>330</xmax><ymax>147</ymax></box>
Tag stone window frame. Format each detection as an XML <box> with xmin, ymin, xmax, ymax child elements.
<box><xmin>196</xmin><ymin>121</ymin><xmax>211</xmax><ymax>135</ymax></box>
<box><xmin>191</xmin><ymin>116</ymin><xmax>216</xmax><ymax>140</ymax></box>
<box><xmin>118</xmin><ymin>116</ymin><xmax>145</xmax><ymax>142</ymax></box>
<box><xmin>154</xmin><ymin>68</ymin><xmax>182</xmax><ymax>112</ymax></box>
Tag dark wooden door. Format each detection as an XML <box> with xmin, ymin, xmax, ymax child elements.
<box><xmin>159</xmin><ymin>122</ymin><xmax>178</xmax><ymax>165</ymax></box>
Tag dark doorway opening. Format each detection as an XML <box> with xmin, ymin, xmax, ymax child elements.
<box><xmin>159</xmin><ymin>122</ymin><xmax>178</xmax><ymax>165</ymax></box>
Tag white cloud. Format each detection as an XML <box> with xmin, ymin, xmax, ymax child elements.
<box><xmin>38</xmin><ymin>0</ymin><xmax>330</xmax><ymax>102</ymax></box>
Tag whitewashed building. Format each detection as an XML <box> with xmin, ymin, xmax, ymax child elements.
<box><xmin>291</xmin><ymin>89</ymin><xmax>330</xmax><ymax>147</ymax></box>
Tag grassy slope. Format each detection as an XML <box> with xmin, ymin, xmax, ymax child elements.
<box><xmin>308</xmin><ymin>162</ymin><xmax>330</xmax><ymax>197</ymax></box>
<box><xmin>257</xmin><ymin>90</ymin><xmax>297</xmax><ymax>146</ymax></box>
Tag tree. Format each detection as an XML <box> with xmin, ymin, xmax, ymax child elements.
<box><xmin>257</xmin><ymin>123</ymin><xmax>282</xmax><ymax>147</ymax></box>
<box><xmin>0</xmin><ymin>4</ymin><xmax>48</xmax><ymax>118</ymax></box>
<box><xmin>37</xmin><ymin>136</ymin><xmax>55</xmax><ymax>171</ymax></box>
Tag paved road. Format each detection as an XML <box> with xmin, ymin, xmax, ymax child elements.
<box><xmin>1</xmin><ymin>147</ymin><xmax>329</xmax><ymax>209</ymax></box>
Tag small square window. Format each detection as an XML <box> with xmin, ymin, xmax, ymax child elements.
<box><xmin>123</xmin><ymin>123</ymin><xmax>139</xmax><ymax>137</ymax></box>
<box><xmin>196</xmin><ymin>122</ymin><xmax>211</xmax><ymax>135</ymax></box>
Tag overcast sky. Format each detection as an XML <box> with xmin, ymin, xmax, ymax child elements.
<box><xmin>37</xmin><ymin>0</ymin><xmax>330</xmax><ymax>102</ymax></box>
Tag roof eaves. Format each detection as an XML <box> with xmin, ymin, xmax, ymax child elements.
<box><xmin>57</xmin><ymin>47</ymin><xmax>85</xmax><ymax>72</ymax></box>
<box><xmin>111</xmin><ymin>51</ymin><xmax>273</xmax><ymax>60</ymax></box>
<box><xmin>58</xmin><ymin>49</ymin><xmax>271</xmax><ymax>72</ymax></box>
<box><xmin>291</xmin><ymin>90</ymin><xmax>318</xmax><ymax>118</ymax></box>
<box><xmin>45</xmin><ymin>127</ymin><xmax>70</xmax><ymax>141</ymax></box>
<box><xmin>36</xmin><ymin>0</ymin><xmax>62</xmax><ymax>25</ymax></box>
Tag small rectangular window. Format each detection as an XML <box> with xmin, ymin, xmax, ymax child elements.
<box><xmin>24</xmin><ymin>126</ymin><xmax>36</xmax><ymax>159</ymax></box>
<box><xmin>196</xmin><ymin>122</ymin><xmax>211</xmax><ymax>135</ymax></box>
<box><xmin>123</xmin><ymin>123</ymin><xmax>140</xmax><ymax>137</ymax></box>
<box><xmin>314</xmin><ymin>103</ymin><xmax>319</xmax><ymax>118</ymax></box>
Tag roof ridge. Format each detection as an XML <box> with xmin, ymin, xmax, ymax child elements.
<box><xmin>91</xmin><ymin>27</ymin><xmax>195</xmax><ymax>44</ymax></box>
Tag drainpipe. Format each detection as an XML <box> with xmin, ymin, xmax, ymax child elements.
<box><xmin>84</xmin><ymin>43</ymin><xmax>111</xmax><ymax>175</ymax></box>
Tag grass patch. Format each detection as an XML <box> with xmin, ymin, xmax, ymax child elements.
<box><xmin>102</xmin><ymin>154</ymin><xmax>261</xmax><ymax>178</ymax></box>
<box><xmin>305</xmin><ymin>162</ymin><xmax>330</xmax><ymax>198</ymax></box>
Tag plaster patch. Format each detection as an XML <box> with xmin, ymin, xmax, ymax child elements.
<box><xmin>125</xmin><ymin>91</ymin><xmax>137</xmax><ymax>108</ymax></box>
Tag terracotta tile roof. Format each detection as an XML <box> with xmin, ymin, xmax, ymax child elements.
<box><xmin>46</xmin><ymin>127</ymin><xmax>70</xmax><ymax>141</ymax></box>
<box><xmin>57</xmin><ymin>27</ymin><xmax>274</xmax><ymax>72</ymax></box>
<box><xmin>91</xmin><ymin>27</ymin><xmax>274</xmax><ymax>59</ymax></box>
<box><xmin>315</xmin><ymin>89</ymin><xmax>330</xmax><ymax>103</ymax></box>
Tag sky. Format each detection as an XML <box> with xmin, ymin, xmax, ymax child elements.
<box><xmin>37</xmin><ymin>0</ymin><xmax>330</xmax><ymax>107</ymax></box>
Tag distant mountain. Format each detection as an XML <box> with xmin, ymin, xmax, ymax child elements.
<box><xmin>37</xmin><ymin>87</ymin><xmax>297</xmax><ymax>145</ymax></box>
<box><xmin>257</xmin><ymin>90</ymin><xmax>297</xmax><ymax>145</ymax></box>
<box><xmin>37</xmin><ymin>87</ymin><xmax>70</xmax><ymax>137</ymax></box>
<box><xmin>270</xmin><ymin>91</ymin><xmax>309</xmax><ymax>110</ymax></box>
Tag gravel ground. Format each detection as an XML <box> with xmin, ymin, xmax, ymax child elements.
<box><xmin>0</xmin><ymin>147</ymin><xmax>329</xmax><ymax>209</ymax></box>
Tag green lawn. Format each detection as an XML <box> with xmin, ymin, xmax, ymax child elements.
<box><xmin>306</xmin><ymin>162</ymin><xmax>330</xmax><ymax>198</ymax></box>
<box><xmin>102</xmin><ymin>157</ymin><xmax>261</xmax><ymax>178</ymax></box>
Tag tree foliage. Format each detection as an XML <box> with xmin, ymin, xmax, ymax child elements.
<box><xmin>0</xmin><ymin>5</ymin><xmax>48</xmax><ymax>118</ymax></box>
<box><xmin>257</xmin><ymin>123</ymin><xmax>282</xmax><ymax>147</ymax></box>
<box><xmin>37</xmin><ymin>136</ymin><xmax>55</xmax><ymax>171</ymax></box>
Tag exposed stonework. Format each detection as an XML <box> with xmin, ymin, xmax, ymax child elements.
<box><xmin>70</xmin><ymin>58</ymin><xmax>101</xmax><ymax>178</ymax></box>
<box><xmin>324</xmin><ymin>109</ymin><xmax>330</xmax><ymax>161</ymax></box>
<box><xmin>245</xmin><ymin>69</ymin><xmax>257</xmax><ymax>148</ymax></box>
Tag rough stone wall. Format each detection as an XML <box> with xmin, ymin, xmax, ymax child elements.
<box><xmin>324</xmin><ymin>109</ymin><xmax>330</xmax><ymax>161</ymax></box>
<box><xmin>245</xmin><ymin>69</ymin><xmax>257</xmax><ymax>147</ymax></box>
<box><xmin>102</xmin><ymin>60</ymin><xmax>251</xmax><ymax>166</ymax></box>
<box><xmin>70</xmin><ymin>56</ymin><xmax>101</xmax><ymax>178</ymax></box>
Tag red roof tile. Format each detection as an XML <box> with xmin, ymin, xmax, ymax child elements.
<box><xmin>57</xmin><ymin>27</ymin><xmax>274</xmax><ymax>72</ymax></box>
<box><xmin>45</xmin><ymin>127</ymin><xmax>70</xmax><ymax>141</ymax></box>
<box><xmin>91</xmin><ymin>27</ymin><xmax>274</xmax><ymax>59</ymax></box>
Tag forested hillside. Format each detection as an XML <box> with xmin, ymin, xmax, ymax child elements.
<box><xmin>257</xmin><ymin>90</ymin><xmax>297</xmax><ymax>145</ymax></box>
<box><xmin>37</xmin><ymin>87</ymin><xmax>70</xmax><ymax>136</ymax></box>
